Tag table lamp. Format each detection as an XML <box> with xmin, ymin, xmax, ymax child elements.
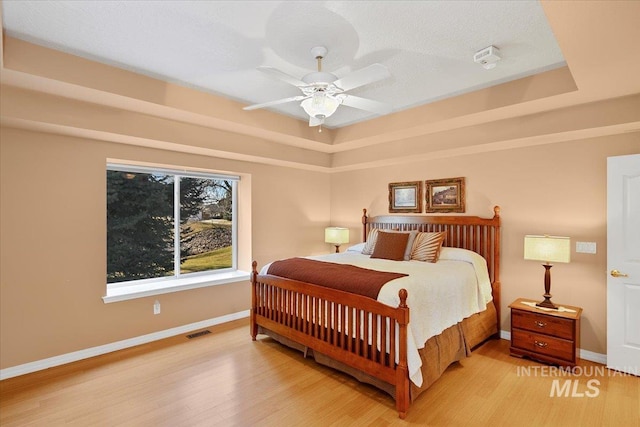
<box><xmin>325</xmin><ymin>227</ymin><xmax>349</xmax><ymax>253</ymax></box>
<box><xmin>524</xmin><ymin>235</ymin><xmax>571</xmax><ymax>309</ymax></box>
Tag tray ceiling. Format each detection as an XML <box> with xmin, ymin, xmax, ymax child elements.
<box><xmin>1</xmin><ymin>0</ymin><xmax>566</xmax><ymax>129</ymax></box>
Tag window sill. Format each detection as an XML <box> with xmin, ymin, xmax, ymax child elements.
<box><xmin>102</xmin><ymin>270</ymin><xmax>251</xmax><ymax>303</ymax></box>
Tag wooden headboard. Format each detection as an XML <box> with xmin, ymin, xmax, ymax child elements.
<box><xmin>362</xmin><ymin>206</ymin><xmax>501</xmax><ymax>327</ymax></box>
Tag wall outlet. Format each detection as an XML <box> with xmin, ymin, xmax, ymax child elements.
<box><xmin>576</xmin><ymin>241</ymin><xmax>597</xmax><ymax>254</ymax></box>
<box><xmin>153</xmin><ymin>300</ymin><xmax>161</xmax><ymax>315</ymax></box>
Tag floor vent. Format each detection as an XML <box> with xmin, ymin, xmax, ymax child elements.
<box><xmin>186</xmin><ymin>330</ymin><xmax>211</xmax><ymax>339</ymax></box>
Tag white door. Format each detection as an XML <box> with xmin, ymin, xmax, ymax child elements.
<box><xmin>607</xmin><ymin>153</ymin><xmax>640</xmax><ymax>375</ymax></box>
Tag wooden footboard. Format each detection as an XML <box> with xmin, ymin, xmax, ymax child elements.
<box><xmin>250</xmin><ymin>261</ymin><xmax>411</xmax><ymax>419</ymax></box>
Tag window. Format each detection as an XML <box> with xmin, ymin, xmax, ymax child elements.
<box><xmin>105</xmin><ymin>163</ymin><xmax>242</xmax><ymax>300</ymax></box>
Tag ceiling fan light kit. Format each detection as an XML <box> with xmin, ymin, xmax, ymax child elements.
<box><xmin>243</xmin><ymin>46</ymin><xmax>392</xmax><ymax>130</ymax></box>
<box><xmin>301</xmin><ymin>92</ymin><xmax>342</xmax><ymax>120</ymax></box>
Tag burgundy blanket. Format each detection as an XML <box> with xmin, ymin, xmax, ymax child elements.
<box><xmin>266</xmin><ymin>257</ymin><xmax>408</xmax><ymax>299</ymax></box>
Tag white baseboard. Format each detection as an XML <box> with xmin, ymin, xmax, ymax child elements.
<box><xmin>578</xmin><ymin>349</ymin><xmax>607</xmax><ymax>365</ymax></box>
<box><xmin>499</xmin><ymin>329</ymin><xmax>607</xmax><ymax>365</ymax></box>
<box><xmin>0</xmin><ymin>310</ymin><xmax>250</xmax><ymax>381</ymax></box>
<box><xmin>0</xmin><ymin>319</ymin><xmax>606</xmax><ymax>381</ymax></box>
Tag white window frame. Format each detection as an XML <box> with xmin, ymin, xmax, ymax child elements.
<box><xmin>103</xmin><ymin>164</ymin><xmax>248</xmax><ymax>303</ymax></box>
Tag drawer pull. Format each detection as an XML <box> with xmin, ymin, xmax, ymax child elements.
<box><xmin>535</xmin><ymin>340</ymin><xmax>548</xmax><ymax>348</ymax></box>
<box><xmin>534</xmin><ymin>320</ymin><xmax>547</xmax><ymax>328</ymax></box>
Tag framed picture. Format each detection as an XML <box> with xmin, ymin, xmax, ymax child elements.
<box><xmin>425</xmin><ymin>177</ymin><xmax>466</xmax><ymax>213</ymax></box>
<box><xmin>388</xmin><ymin>181</ymin><xmax>422</xmax><ymax>213</ymax></box>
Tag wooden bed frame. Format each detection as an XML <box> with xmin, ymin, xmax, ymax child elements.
<box><xmin>250</xmin><ymin>206</ymin><xmax>501</xmax><ymax>419</ymax></box>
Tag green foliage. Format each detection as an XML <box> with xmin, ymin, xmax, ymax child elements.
<box><xmin>107</xmin><ymin>171</ymin><xmax>234</xmax><ymax>283</ymax></box>
<box><xmin>107</xmin><ymin>171</ymin><xmax>174</xmax><ymax>283</ymax></box>
<box><xmin>180</xmin><ymin>177</ymin><xmax>209</xmax><ymax>223</ymax></box>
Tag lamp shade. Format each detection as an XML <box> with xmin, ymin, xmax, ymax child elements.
<box><xmin>524</xmin><ymin>235</ymin><xmax>571</xmax><ymax>263</ymax></box>
<box><xmin>325</xmin><ymin>227</ymin><xmax>349</xmax><ymax>245</ymax></box>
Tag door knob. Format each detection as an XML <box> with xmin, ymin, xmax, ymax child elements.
<box><xmin>610</xmin><ymin>269</ymin><xmax>629</xmax><ymax>278</ymax></box>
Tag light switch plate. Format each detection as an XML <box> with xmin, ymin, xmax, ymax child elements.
<box><xmin>576</xmin><ymin>241</ymin><xmax>597</xmax><ymax>254</ymax></box>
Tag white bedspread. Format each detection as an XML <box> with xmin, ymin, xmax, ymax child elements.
<box><xmin>260</xmin><ymin>247</ymin><xmax>493</xmax><ymax>387</ymax></box>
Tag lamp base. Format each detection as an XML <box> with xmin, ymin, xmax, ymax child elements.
<box><xmin>333</xmin><ymin>245</ymin><xmax>341</xmax><ymax>253</ymax></box>
<box><xmin>536</xmin><ymin>264</ymin><xmax>558</xmax><ymax>309</ymax></box>
<box><xmin>536</xmin><ymin>295</ymin><xmax>558</xmax><ymax>310</ymax></box>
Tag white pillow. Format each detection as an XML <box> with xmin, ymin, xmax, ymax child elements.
<box><xmin>346</xmin><ymin>243</ymin><xmax>366</xmax><ymax>253</ymax></box>
<box><xmin>439</xmin><ymin>247</ymin><xmax>485</xmax><ymax>263</ymax></box>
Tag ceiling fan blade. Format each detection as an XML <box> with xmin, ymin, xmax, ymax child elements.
<box><xmin>309</xmin><ymin>116</ymin><xmax>324</xmax><ymax>127</ymax></box>
<box><xmin>243</xmin><ymin>95</ymin><xmax>307</xmax><ymax>111</ymax></box>
<box><xmin>340</xmin><ymin>94</ymin><xmax>393</xmax><ymax>115</ymax></box>
<box><xmin>332</xmin><ymin>63</ymin><xmax>391</xmax><ymax>92</ymax></box>
<box><xmin>257</xmin><ymin>66</ymin><xmax>308</xmax><ymax>88</ymax></box>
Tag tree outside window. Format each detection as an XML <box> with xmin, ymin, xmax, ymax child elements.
<box><xmin>106</xmin><ymin>166</ymin><xmax>236</xmax><ymax>284</ymax></box>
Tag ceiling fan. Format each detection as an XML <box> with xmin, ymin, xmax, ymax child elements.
<box><xmin>243</xmin><ymin>46</ymin><xmax>392</xmax><ymax>130</ymax></box>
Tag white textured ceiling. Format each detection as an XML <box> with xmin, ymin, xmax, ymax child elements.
<box><xmin>1</xmin><ymin>0</ymin><xmax>566</xmax><ymax>129</ymax></box>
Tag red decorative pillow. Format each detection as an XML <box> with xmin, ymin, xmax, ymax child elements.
<box><xmin>370</xmin><ymin>231</ymin><xmax>410</xmax><ymax>261</ymax></box>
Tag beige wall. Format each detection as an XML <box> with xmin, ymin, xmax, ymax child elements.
<box><xmin>1</xmin><ymin>127</ymin><xmax>638</xmax><ymax>370</ymax></box>
<box><xmin>329</xmin><ymin>134</ymin><xmax>640</xmax><ymax>354</ymax></box>
<box><xmin>0</xmin><ymin>127</ymin><xmax>331</xmax><ymax>369</ymax></box>
<box><xmin>1</xmin><ymin>6</ymin><xmax>639</xmax><ymax>370</ymax></box>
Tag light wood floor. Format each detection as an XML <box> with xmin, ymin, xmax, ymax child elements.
<box><xmin>1</xmin><ymin>319</ymin><xmax>638</xmax><ymax>427</ymax></box>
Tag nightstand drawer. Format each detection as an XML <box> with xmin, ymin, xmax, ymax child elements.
<box><xmin>511</xmin><ymin>329</ymin><xmax>575</xmax><ymax>362</ymax></box>
<box><xmin>512</xmin><ymin>310</ymin><xmax>574</xmax><ymax>340</ymax></box>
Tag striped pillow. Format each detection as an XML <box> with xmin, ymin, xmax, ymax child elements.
<box><xmin>361</xmin><ymin>229</ymin><xmax>379</xmax><ymax>255</ymax></box>
<box><xmin>410</xmin><ymin>231</ymin><xmax>446</xmax><ymax>262</ymax></box>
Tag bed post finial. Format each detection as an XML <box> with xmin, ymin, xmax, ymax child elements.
<box><xmin>493</xmin><ymin>205</ymin><xmax>501</xmax><ymax>218</ymax></box>
<box><xmin>398</xmin><ymin>288</ymin><xmax>408</xmax><ymax>308</ymax></box>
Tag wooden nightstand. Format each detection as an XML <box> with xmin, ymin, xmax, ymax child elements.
<box><xmin>509</xmin><ymin>298</ymin><xmax>582</xmax><ymax>367</ymax></box>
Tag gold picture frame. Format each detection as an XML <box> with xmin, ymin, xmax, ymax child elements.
<box><xmin>425</xmin><ymin>177</ymin><xmax>466</xmax><ymax>213</ymax></box>
<box><xmin>388</xmin><ymin>181</ymin><xmax>422</xmax><ymax>213</ymax></box>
